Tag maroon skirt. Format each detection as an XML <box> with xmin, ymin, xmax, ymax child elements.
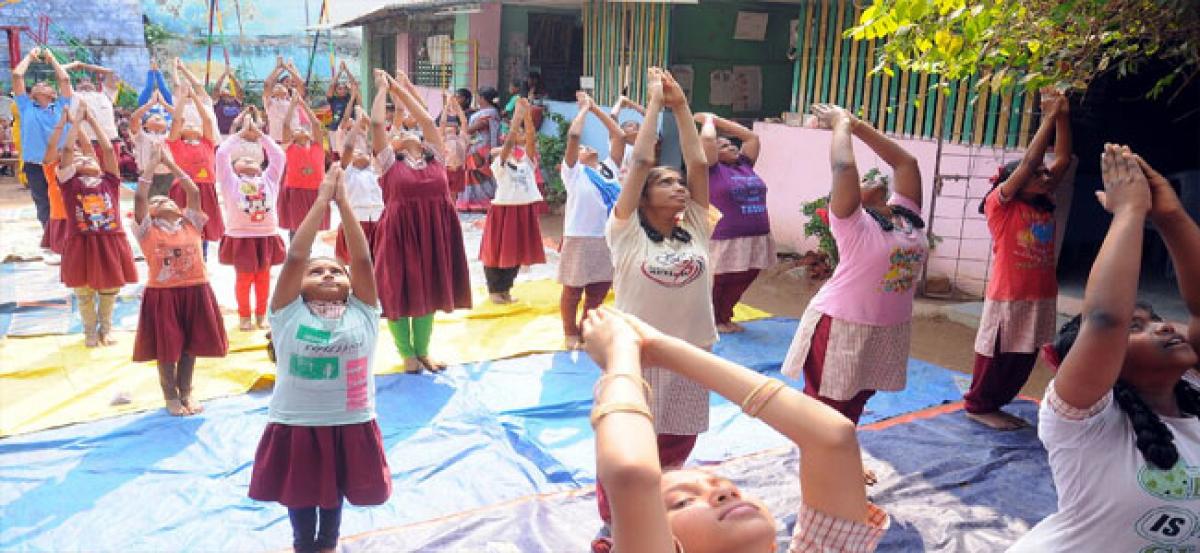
<box><xmin>248</xmin><ymin>420</ymin><xmax>392</xmax><ymax>509</ymax></box>
<box><xmin>446</xmin><ymin>168</ymin><xmax>466</xmax><ymax>196</ymax></box>
<box><xmin>133</xmin><ymin>284</ymin><xmax>229</xmax><ymax>362</ymax></box>
<box><xmin>60</xmin><ymin>233</ymin><xmax>139</xmax><ymax>289</ymax></box>
<box><xmin>40</xmin><ymin>218</ymin><xmax>70</xmax><ymax>254</ymax></box>
<box><xmin>480</xmin><ymin>203</ymin><xmax>546</xmax><ymax>268</ymax></box>
<box><xmin>168</xmin><ymin>181</ymin><xmax>225</xmax><ymax>241</ymax></box>
<box><xmin>334</xmin><ymin>219</ymin><xmax>378</xmax><ymax>265</ymax></box>
<box><xmin>374</xmin><ymin>197</ymin><xmax>473</xmax><ymax>319</ymax></box>
<box><xmin>276</xmin><ymin>187</ymin><xmax>330</xmax><ymax>231</ymax></box>
<box><xmin>218</xmin><ymin>235</ymin><xmax>287</xmax><ymax>273</ymax></box>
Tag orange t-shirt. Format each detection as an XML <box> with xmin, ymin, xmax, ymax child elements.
<box><xmin>284</xmin><ymin>141</ymin><xmax>325</xmax><ymax>190</ymax></box>
<box><xmin>167</xmin><ymin>138</ymin><xmax>216</xmax><ymax>184</ymax></box>
<box><xmin>983</xmin><ymin>190</ymin><xmax>1058</xmax><ymax>301</ymax></box>
<box><xmin>43</xmin><ymin>161</ymin><xmax>67</xmax><ymax>220</ymax></box>
<box><xmin>135</xmin><ymin>210</ymin><xmax>210</xmax><ymax>288</ymax></box>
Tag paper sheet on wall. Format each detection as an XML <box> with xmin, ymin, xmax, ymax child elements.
<box><xmin>734</xmin><ymin>11</ymin><xmax>769</xmax><ymax>41</ymax></box>
<box><xmin>426</xmin><ymin>35</ymin><xmax>452</xmax><ymax>66</ymax></box>
<box><xmin>670</xmin><ymin>65</ymin><xmax>695</xmax><ymax>100</ymax></box>
<box><xmin>709</xmin><ymin>70</ymin><xmax>734</xmax><ymax>106</ymax></box>
<box><xmin>732</xmin><ymin>66</ymin><xmax>762</xmax><ymax>112</ymax></box>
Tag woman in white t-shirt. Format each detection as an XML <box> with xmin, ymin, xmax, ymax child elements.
<box><xmin>557</xmin><ymin>91</ymin><xmax>625</xmax><ymax>350</ymax></box>
<box><xmin>596</xmin><ymin>67</ymin><xmax>713</xmax><ymax>527</ymax></box>
<box><xmin>1010</xmin><ymin>145</ymin><xmax>1200</xmax><ymax>552</ymax></box>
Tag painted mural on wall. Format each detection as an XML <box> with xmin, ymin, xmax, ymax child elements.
<box><xmin>141</xmin><ymin>0</ymin><xmax>361</xmax><ymax>87</ymax></box>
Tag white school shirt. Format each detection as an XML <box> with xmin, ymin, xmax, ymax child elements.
<box><xmin>560</xmin><ymin>157</ymin><xmax>619</xmax><ymax>238</ymax></box>
<box><xmin>490</xmin><ymin>147</ymin><xmax>543</xmax><ymax>205</ymax></box>
<box><xmin>70</xmin><ymin>91</ymin><xmax>118</xmax><ymax>142</ymax></box>
<box><xmin>344</xmin><ymin>165</ymin><xmax>383</xmax><ymax>222</ymax></box>
<box><xmin>267</xmin><ymin>296</ymin><xmax>380</xmax><ymax>426</ymax></box>
<box><xmin>1009</xmin><ymin>383</ymin><xmax>1200</xmax><ymax>551</ymax></box>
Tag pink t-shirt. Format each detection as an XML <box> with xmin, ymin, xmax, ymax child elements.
<box><xmin>808</xmin><ymin>194</ymin><xmax>928</xmax><ymax>326</ymax></box>
<box><xmin>216</xmin><ymin>134</ymin><xmax>285</xmax><ymax>237</ymax></box>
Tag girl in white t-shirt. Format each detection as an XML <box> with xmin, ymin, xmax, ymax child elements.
<box><xmin>334</xmin><ymin>112</ymin><xmax>382</xmax><ymax>265</ymax></box>
<box><xmin>1010</xmin><ymin>145</ymin><xmax>1200</xmax><ymax>552</ymax></box>
<box><xmin>582</xmin><ymin>306</ymin><xmax>889</xmax><ymax>553</ymax></box>
<box><xmin>557</xmin><ymin>91</ymin><xmax>625</xmax><ymax>350</ymax></box>
<box><xmin>248</xmin><ymin>165</ymin><xmax>390</xmax><ymax>553</ymax></box>
<box><xmin>596</xmin><ymin>67</ymin><xmax>713</xmax><ymax>530</ymax></box>
<box><xmin>478</xmin><ymin>97</ymin><xmax>546</xmax><ymax>304</ymax></box>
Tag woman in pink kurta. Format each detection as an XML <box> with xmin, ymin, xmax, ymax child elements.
<box><xmin>781</xmin><ymin>104</ymin><xmax>928</xmax><ymax>424</ymax></box>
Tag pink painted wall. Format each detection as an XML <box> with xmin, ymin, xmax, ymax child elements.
<box><xmin>395</xmin><ymin>32</ymin><xmax>411</xmax><ymax>74</ymax></box>
<box><xmin>469</xmin><ymin>1</ymin><xmax>503</xmax><ymax>89</ymax></box>
<box><xmin>412</xmin><ymin>85</ymin><xmax>446</xmax><ymax>117</ymax></box>
<box><xmin>752</xmin><ymin>122</ymin><xmax>1073</xmax><ymax>297</ymax></box>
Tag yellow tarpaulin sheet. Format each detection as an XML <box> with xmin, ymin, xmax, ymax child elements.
<box><xmin>0</xmin><ymin>279</ymin><xmax>771</xmax><ymax>437</ymax></box>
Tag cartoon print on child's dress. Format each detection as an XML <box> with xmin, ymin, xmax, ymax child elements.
<box><xmin>504</xmin><ymin>147</ymin><xmax>539</xmax><ymax>194</ymax></box>
<box><xmin>642</xmin><ymin>249</ymin><xmax>706</xmax><ymax>289</ymax></box>
<box><xmin>1015</xmin><ymin>210</ymin><xmax>1055</xmax><ymax>270</ymax></box>
<box><xmin>153</xmin><ymin>244</ymin><xmax>201</xmax><ymax>284</ymax></box>
<box><xmin>75</xmin><ymin>191</ymin><xmax>119</xmax><ymax>232</ymax></box>
<box><xmin>239</xmin><ymin>177</ymin><xmax>272</xmax><ymax>222</ymax></box>
<box><xmin>880</xmin><ymin>246</ymin><xmax>924</xmax><ymax>293</ymax></box>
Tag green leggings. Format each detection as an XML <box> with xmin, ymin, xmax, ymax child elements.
<box><xmin>387</xmin><ymin>315</ymin><xmax>434</xmax><ymax>358</ymax></box>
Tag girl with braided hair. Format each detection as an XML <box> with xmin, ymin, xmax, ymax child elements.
<box><xmin>1010</xmin><ymin>145</ymin><xmax>1200</xmax><ymax>551</ymax></box>
<box><xmin>964</xmin><ymin>89</ymin><xmax>1073</xmax><ymax>430</ymax></box>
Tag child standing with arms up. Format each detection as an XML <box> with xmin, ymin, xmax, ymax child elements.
<box><xmin>248</xmin><ymin>165</ymin><xmax>391</xmax><ymax>553</ymax></box>
<box><xmin>277</xmin><ymin>93</ymin><xmax>329</xmax><ymax>236</ymax></box>
<box><xmin>216</xmin><ymin>115</ymin><xmax>288</xmax><ymax>331</ymax></box>
<box><xmin>58</xmin><ymin>105</ymin><xmax>139</xmax><ymax>347</ymax></box>
<box><xmin>166</xmin><ymin>85</ymin><xmax>224</xmax><ymax>259</ymax></box>
<box><xmin>334</xmin><ymin>112</ymin><xmax>383</xmax><ymax>265</ymax></box>
<box><xmin>132</xmin><ymin>144</ymin><xmax>229</xmax><ymax>416</ymax></box>
<box><xmin>479</xmin><ymin>97</ymin><xmax>546</xmax><ymax>304</ymax></box>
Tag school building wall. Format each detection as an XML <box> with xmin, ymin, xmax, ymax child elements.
<box><xmin>0</xmin><ymin>0</ymin><xmax>149</xmax><ymax>89</ymax></box>
<box><xmin>668</xmin><ymin>2</ymin><xmax>796</xmax><ymax>120</ymax></box>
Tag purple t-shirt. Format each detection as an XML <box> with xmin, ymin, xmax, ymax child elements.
<box><xmin>709</xmin><ymin>155</ymin><xmax>770</xmax><ymax>240</ymax></box>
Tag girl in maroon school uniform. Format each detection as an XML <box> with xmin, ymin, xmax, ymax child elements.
<box><xmin>216</xmin><ymin>114</ymin><xmax>288</xmax><ymax>331</ymax></box>
<box><xmin>479</xmin><ymin>97</ymin><xmax>546</xmax><ymax>304</ymax></box>
<box><xmin>697</xmin><ymin>113</ymin><xmax>775</xmax><ymax>334</ymax></box>
<box><xmin>371</xmin><ymin>70</ymin><xmax>472</xmax><ymax>374</ymax></box>
<box><xmin>58</xmin><ymin>105</ymin><xmax>139</xmax><ymax>347</ymax></box>
<box><xmin>131</xmin><ymin>144</ymin><xmax>229</xmax><ymax>416</ymax></box>
<box><xmin>584</xmin><ymin>306</ymin><xmax>889</xmax><ymax>553</ymax></box>
<box><xmin>40</xmin><ymin>111</ymin><xmax>72</xmax><ymax>256</ymax></box>
<box><xmin>277</xmin><ymin>93</ymin><xmax>329</xmax><ymax>236</ymax></box>
<box><xmin>964</xmin><ymin>90</ymin><xmax>1073</xmax><ymax>430</ymax></box>
<box><xmin>781</xmin><ymin>104</ymin><xmax>927</xmax><ymax>425</ymax></box>
<box><xmin>333</xmin><ymin>111</ymin><xmax>382</xmax><ymax>265</ymax></box>
<box><xmin>249</xmin><ymin>165</ymin><xmax>390</xmax><ymax>553</ymax></box>
<box><xmin>166</xmin><ymin>85</ymin><xmax>225</xmax><ymax>259</ymax></box>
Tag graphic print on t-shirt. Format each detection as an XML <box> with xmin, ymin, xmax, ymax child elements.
<box><xmin>641</xmin><ymin>249</ymin><xmax>706</xmax><ymax>288</ymax></box>
<box><xmin>728</xmin><ymin>175</ymin><xmax>767</xmax><ymax>216</ymax></box>
<box><xmin>1133</xmin><ymin>461</ymin><xmax>1200</xmax><ymax>547</ymax></box>
<box><xmin>238</xmin><ymin>179</ymin><xmax>272</xmax><ymax>222</ymax></box>
<box><xmin>1015</xmin><ymin>209</ymin><xmax>1055</xmax><ymax>270</ymax></box>
<box><xmin>153</xmin><ymin>243</ymin><xmax>201</xmax><ymax>284</ymax></box>
<box><xmin>75</xmin><ymin>192</ymin><xmax>118</xmax><ymax>232</ymax></box>
<box><xmin>879</xmin><ymin>246</ymin><xmax>924</xmax><ymax>293</ymax></box>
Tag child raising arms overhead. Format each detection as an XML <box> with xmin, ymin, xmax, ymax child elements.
<box><xmin>582</xmin><ymin>306</ymin><xmax>889</xmax><ymax>553</ymax></box>
<box><xmin>248</xmin><ymin>165</ymin><xmax>391</xmax><ymax>553</ymax></box>
<box><xmin>1010</xmin><ymin>146</ymin><xmax>1200</xmax><ymax>551</ymax></box>
<box><xmin>58</xmin><ymin>105</ymin><xmax>139</xmax><ymax>347</ymax></box>
<box><xmin>131</xmin><ymin>143</ymin><xmax>229</xmax><ymax>416</ymax></box>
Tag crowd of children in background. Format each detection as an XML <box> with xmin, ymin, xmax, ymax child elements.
<box><xmin>8</xmin><ymin>46</ymin><xmax>1200</xmax><ymax>553</ymax></box>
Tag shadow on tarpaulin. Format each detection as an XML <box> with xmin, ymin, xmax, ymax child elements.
<box><xmin>0</xmin><ymin>318</ymin><xmax>1054</xmax><ymax>552</ymax></box>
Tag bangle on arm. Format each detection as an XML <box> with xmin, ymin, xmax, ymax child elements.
<box><xmin>593</xmin><ymin>373</ymin><xmax>653</xmax><ymax>402</ymax></box>
<box><xmin>590</xmin><ymin>402</ymin><xmax>653</xmax><ymax>428</ymax></box>
<box><xmin>741</xmin><ymin>378</ymin><xmax>786</xmax><ymax>418</ymax></box>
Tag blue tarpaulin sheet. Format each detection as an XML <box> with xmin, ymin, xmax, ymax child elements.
<box><xmin>0</xmin><ymin>318</ymin><xmax>1037</xmax><ymax>552</ymax></box>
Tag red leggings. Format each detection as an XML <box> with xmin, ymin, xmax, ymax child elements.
<box><xmin>235</xmin><ymin>269</ymin><xmax>272</xmax><ymax>318</ymax></box>
<box><xmin>560</xmin><ymin>281</ymin><xmax>611</xmax><ymax>337</ymax></box>
<box><xmin>596</xmin><ymin>433</ymin><xmax>697</xmax><ymax>523</ymax></box>
<box><xmin>712</xmin><ymin>269</ymin><xmax>760</xmax><ymax>325</ymax></box>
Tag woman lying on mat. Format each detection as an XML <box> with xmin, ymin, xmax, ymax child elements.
<box><xmin>584</xmin><ymin>306</ymin><xmax>889</xmax><ymax>553</ymax></box>
<box><xmin>1009</xmin><ymin>145</ymin><xmax>1200</xmax><ymax>551</ymax></box>
<box><xmin>248</xmin><ymin>166</ymin><xmax>391</xmax><ymax>553</ymax></box>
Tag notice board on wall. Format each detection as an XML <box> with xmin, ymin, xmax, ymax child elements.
<box><xmin>733</xmin><ymin>11</ymin><xmax>769</xmax><ymax>41</ymax></box>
